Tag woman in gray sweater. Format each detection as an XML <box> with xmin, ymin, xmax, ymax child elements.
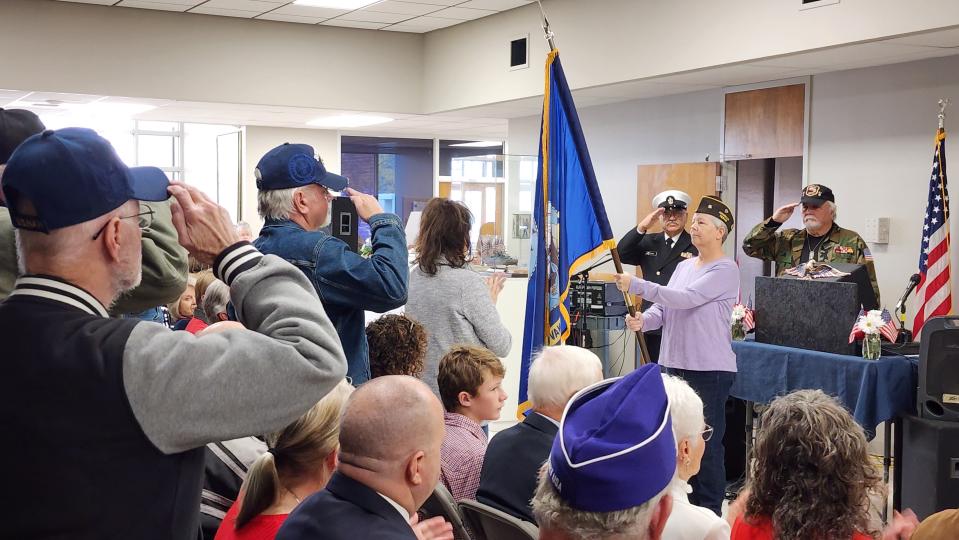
<box><xmin>406</xmin><ymin>198</ymin><xmax>512</xmax><ymax>395</ymax></box>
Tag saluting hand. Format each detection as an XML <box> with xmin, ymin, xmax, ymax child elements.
<box><xmin>771</xmin><ymin>202</ymin><xmax>801</xmax><ymax>223</ymax></box>
<box><xmin>637</xmin><ymin>207</ymin><xmax>665</xmax><ymax>233</ymax></box>
<box><xmin>168</xmin><ymin>182</ymin><xmax>240</xmax><ymax>266</ymax></box>
<box><xmin>345</xmin><ymin>187</ymin><xmax>385</xmax><ymax>222</ymax></box>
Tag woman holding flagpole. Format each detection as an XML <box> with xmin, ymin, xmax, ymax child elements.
<box><xmin>614</xmin><ymin>196</ymin><xmax>740</xmax><ymax>517</ymax></box>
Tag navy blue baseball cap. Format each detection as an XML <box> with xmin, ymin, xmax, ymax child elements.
<box><xmin>2</xmin><ymin>128</ymin><xmax>170</xmax><ymax>232</ymax></box>
<box><xmin>547</xmin><ymin>363</ymin><xmax>676</xmax><ymax>512</ymax></box>
<box><xmin>255</xmin><ymin>143</ymin><xmax>348</xmax><ymax>192</ymax></box>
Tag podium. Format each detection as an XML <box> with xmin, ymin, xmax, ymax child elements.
<box><xmin>755</xmin><ymin>276</ymin><xmax>862</xmax><ymax>355</ymax></box>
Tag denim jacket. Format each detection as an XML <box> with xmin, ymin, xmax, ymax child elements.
<box><xmin>254</xmin><ymin>213</ymin><xmax>409</xmax><ymax>384</ymax></box>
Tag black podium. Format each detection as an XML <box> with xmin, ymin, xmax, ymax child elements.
<box><xmin>756</xmin><ymin>276</ymin><xmax>861</xmax><ymax>355</ymax></box>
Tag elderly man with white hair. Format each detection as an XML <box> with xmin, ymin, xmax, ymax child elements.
<box><xmin>476</xmin><ymin>345</ymin><xmax>603</xmax><ymax>522</ymax></box>
<box><xmin>613</xmin><ymin>196</ymin><xmax>739</xmax><ymax>517</ymax></box>
<box><xmin>253</xmin><ymin>143</ymin><xmax>408</xmax><ymax>385</ymax></box>
<box><xmin>0</xmin><ymin>128</ymin><xmax>347</xmax><ymax>539</ymax></box>
<box><xmin>742</xmin><ymin>183</ymin><xmax>879</xmax><ymax>303</ymax></box>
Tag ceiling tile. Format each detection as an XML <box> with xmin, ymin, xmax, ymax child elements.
<box><xmin>456</xmin><ymin>0</ymin><xmax>529</xmax><ymax>10</ymax></box>
<box><xmin>426</xmin><ymin>6</ymin><xmax>494</xmax><ymax>19</ymax></box>
<box><xmin>198</xmin><ymin>0</ymin><xmax>285</xmax><ymax>12</ymax></box>
<box><xmin>363</xmin><ymin>1</ymin><xmax>445</xmax><ymax>16</ymax></box>
<box><xmin>269</xmin><ymin>4</ymin><xmax>349</xmax><ymax>17</ymax></box>
<box><xmin>188</xmin><ymin>6</ymin><xmax>262</xmax><ymax>17</ymax></box>
<box><xmin>392</xmin><ymin>0</ymin><xmax>466</xmax><ymax>4</ymax></box>
<box><xmin>256</xmin><ymin>12</ymin><xmax>328</xmax><ymax>23</ymax></box>
<box><xmin>116</xmin><ymin>1</ymin><xmax>195</xmax><ymax>11</ymax></box>
<box><xmin>320</xmin><ymin>19</ymin><xmax>388</xmax><ymax>29</ymax></box>
<box><xmin>385</xmin><ymin>15</ymin><xmax>460</xmax><ymax>30</ymax></box>
<box><xmin>335</xmin><ymin>10</ymin><xmax>411</xmax><ymax>23</ymax></box>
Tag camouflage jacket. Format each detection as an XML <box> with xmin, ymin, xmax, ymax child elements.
<box><xmin>742</xmin><ymin>218</ymin><xmax>880</xmax><ymax>304</ymax></box>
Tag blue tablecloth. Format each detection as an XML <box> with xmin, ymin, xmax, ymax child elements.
<box><xmin>730</xmin><ymin>340</ymin><xmax>917</xmax><ymax>439</ymax></box>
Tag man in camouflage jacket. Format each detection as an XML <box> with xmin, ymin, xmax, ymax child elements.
<box><xmin>742</xmin><ymin>183</ymin><xmax>880</xmax><ymax>304</ymax></box>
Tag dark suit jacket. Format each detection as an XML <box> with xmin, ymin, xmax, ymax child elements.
<box><xmin>276</xmin><ymin>472</ymin><xmax>417</xmax><ymax>540</ymax></box>
<box><xmin>617</xmin><ymin>228</ymin><xmax>697</xmax><ymax>311</ymax></box>
<box><xmin>475</xmin><ymin>412</ymin><xmax>558</xmax><ymax>523</ymax></box>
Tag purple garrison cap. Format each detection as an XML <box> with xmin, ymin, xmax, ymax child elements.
<box><xmin>547</xmin><ymin>363</ymin><xmax>676</xmax><ymax>512</ymax></box>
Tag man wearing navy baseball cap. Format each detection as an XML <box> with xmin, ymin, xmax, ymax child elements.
<box><xmin>254</xmin><ymin>143</ymin><xmax>408</xmax><ymax>385</ymax></box>
<box><xmin>0</xmin><ymin>108</ymin><xmax>189</xmax><ymax>316</ymax></box>
<box><xmin>0</xmin><ymin>128</ymin><xmax>347</xmax><ymax>539</ymax></box>
<box><xmin>532</xmin><ymin>363</ymin><xmax>676</xmax><ymax>540</ymax></box>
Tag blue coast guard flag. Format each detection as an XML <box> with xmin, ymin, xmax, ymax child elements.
<box><xmin>518</xmin><ymin>49</ymin><xmax>616</xmax><ymax>417</ymax></box>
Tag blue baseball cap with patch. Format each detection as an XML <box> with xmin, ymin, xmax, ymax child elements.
<box><xmin>255</xmin><ymin>143</ymin><xmax>348</xmax><ymax>192</ymax></box>
<box><xmin>547</xmin><ymin>363</ymin><xmax>676</xmax><ymax>512</ymax></box>
<box><xmin>1</xmin><ymin>128</ymin><xmax>170</xmax><ymax>232</ymax></box>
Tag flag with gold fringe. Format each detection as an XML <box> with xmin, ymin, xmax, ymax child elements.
<box><xmin>517</xmin><ymin>49</ymin><xmax>616</xmax><ymax>418</ymax></box>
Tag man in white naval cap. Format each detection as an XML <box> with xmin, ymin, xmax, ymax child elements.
<box><xmin>617</xmin><ymin>190</ymin><xmax>697</xmax><ymax>362</ymax></box>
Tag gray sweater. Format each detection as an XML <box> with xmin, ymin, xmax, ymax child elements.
<box><xmin>406</xmin><ymin>262</ymin><xmax>512</xmax><ymax>395</ymax></box>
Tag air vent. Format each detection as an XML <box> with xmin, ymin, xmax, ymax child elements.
<box><xmin>800</xmin><ymin>0</ymin><xmax>839</xmax><ymax>10</ymax></box>
<box><xmin>509</xmin><ymin>34</ymin><xmax>528</xmax><ymax>71</ymax></box>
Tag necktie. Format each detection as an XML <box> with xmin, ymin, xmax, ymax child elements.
<box><xmin>665</xmin><ymin>237</ymin><xmax>674</xmax><ymax>250</ymax></box>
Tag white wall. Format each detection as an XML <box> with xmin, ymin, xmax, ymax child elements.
<box><xmin>425</xmin><ymin>0</ymin><xmax>959</xmax><ymax>112</ymax></box>
<box><xmin>0</xmin><ymin>0</ymin><xmax>424</xmax><ymax>114</ymax></box>
<box><xmin>809</xmin><ymin>54</ymin><xmax>959</xmax><ymax>315</ymax></box>
<box><xmin>241</xmin><ymin>126</ymin><xmax>340</xmax><ymax>232</ymax></box>
<box><xmin>507</xmin><ymin>53</ymin><xmax>959</xmax><ymax>315</ymax></box>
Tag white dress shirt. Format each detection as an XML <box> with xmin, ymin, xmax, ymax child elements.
<box><xmin>661</xmin><ymin>480</ymin><xmax>731</xmax><ymax>540</ymax></box>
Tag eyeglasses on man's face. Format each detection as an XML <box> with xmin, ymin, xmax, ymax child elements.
<box><xmin>92</xmin><ymin>204</ymin><xmax>155</xmax><ymax>241</ymax></box>
<box><xmin>701</xmin><ymin>424</ymin><xmax>714</xmax><ymax>442</ymax></box>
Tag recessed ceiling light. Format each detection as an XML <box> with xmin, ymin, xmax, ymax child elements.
<box><xmin>293</xmin><ymin>0</ymin><xmax>379</xmax><ymax>8</ymax></box>
<box><xmin>307</xmin><ymin>114</ymin><xmax>394</xmax><ymax>128</ymax></box>
<box><xmin>448</xmin><ymin>141</ymin><xmax>504</xmax><ymax>148</ymax></box>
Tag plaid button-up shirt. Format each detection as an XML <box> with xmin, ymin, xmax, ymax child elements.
<box><xmin>440</xmin><ymin>412</ymin><xmax>488</xmax><ymax>501</ymax></box>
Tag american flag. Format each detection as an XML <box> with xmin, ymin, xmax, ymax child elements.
<box><xmin>913</xmin><ymin>129</ymin><xmax>952</xmax><ymax>337</ymax></box>
<box><xmin>849</xmin><ymin>308</ymin><xmax>899</xmax><ymax>343</ymax></box>
<box><xmin>743</xmin><ymin>300</ymin><xmax>756</xmax><ymax>332</ymax></box>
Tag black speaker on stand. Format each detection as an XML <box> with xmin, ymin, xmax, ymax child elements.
<box><xmin>917</xmin><ymin>316</ymin><xmax>959</xmax><ymax>421</ymax></box>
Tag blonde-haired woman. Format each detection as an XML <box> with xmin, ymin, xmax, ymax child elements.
<box><xmin>215</xmin><ymin>380</ymin><xmax>353</xmax><ymax>540</ymax></box>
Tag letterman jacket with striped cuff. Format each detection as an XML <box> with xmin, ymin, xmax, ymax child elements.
<box><xmin>0</xmin><ymin>241</ymin><xmax>347</xmax><ymax>540</ymax></box>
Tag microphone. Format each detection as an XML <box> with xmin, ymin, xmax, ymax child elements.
<box><xmin>895</xmin><ymin>273</ymin><xmax>921</xmax><ymax>312</ymax></box>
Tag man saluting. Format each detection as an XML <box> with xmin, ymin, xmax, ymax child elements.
<box><xmin>617</xmin><ymin>190</ymin><xmax>697</xmax><ymax>362</ymax></box>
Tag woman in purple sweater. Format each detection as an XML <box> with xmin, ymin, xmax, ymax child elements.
<box><xmin>615</xmin><ymin>196</ymin><xmax>739</xmax><ymax>517</ymax></box>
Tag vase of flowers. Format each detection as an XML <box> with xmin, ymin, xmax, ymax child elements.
<box><xmin>855</xmin><ymin>310</ymin><xmax>885</xmax><ymax>360</ymax></box>
<box><xmin>730</xmin><ymin>304</ymin><xmax>748</xmax><ymax>341</ymax></box>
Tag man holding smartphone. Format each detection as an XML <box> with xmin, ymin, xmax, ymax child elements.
<box><xmin>254</xmin><ymin>143</ymin><xmax>409</xmax><ymax>385</ymax></box>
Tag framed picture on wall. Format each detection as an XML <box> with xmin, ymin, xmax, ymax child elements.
<box><xmin>513</xmin><ymin>213</ymin><xmax>531</xmax><ymax>239</ymax></box>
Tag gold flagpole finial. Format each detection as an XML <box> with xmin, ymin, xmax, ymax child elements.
<box><xmin>938</xmin><ymin>98</ymin><xmax>950</xmax><ymax>130</ymax></box>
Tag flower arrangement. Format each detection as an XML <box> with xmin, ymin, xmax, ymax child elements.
<box><xmin>850</xmin><ymin>309</ymin><xmax>897</xmax><ymax>360</ymax></box>
<box><xmin>730</xmin><ymin>304</ymin><xmax>753</xmax><ymax>341</ymax></box>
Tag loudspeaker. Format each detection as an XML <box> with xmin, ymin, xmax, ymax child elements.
<box><xmin>918</xmin><ymin>316</ymin><xmax>959</xmax><ymax>421</ymax></box>
<box><xmin>331</xmin><ymin>197</ymin><xmax>358</xmax><ymax>252</ymax></box>
<box><xmin>900</xmin><ymin>415</ymin><xmax>959</xmax><ymax>520</ymax></box>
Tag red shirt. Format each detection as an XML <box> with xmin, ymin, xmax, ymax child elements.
<box><xmin>732</xmin><ymin>516</ymin><xmax>872</xmax><ymax>540</ymax></box>
<box><xmin>214</xmin><ymin>498</ymin><xmax>288</xmax><ymax>540</ymax></box>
